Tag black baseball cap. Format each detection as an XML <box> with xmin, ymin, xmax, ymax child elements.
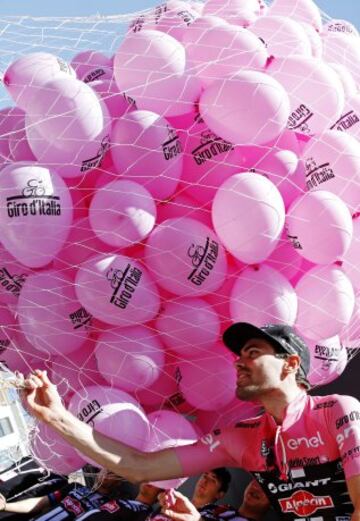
<box><xmin>223</xmin><ymin>322</ymin><xmax>311</xmax><ymax>384</ymax></box>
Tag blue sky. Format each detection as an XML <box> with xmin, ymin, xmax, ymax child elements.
<box><xmin>0</xmin><ymin>1</ymin><xmax>359</xmax><ymax>28</ymax></box>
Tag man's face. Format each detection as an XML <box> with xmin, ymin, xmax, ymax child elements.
<box><xmin>242</xmin><ymin>480</ymin><xmax>270</xmax><ymax>511</ymax></box>
<box><xmin>193</xmin><ymin>471</ymin><xmax>224</xmax><ymax>504</ymax></box>
<box><xmin>234</xmin><ymin>338</ymin><xmax>287</xmax><ymax>400</ymax></box>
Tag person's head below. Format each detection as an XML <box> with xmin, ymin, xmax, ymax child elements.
<box><xmin>94</xmin><ymin>469</ymin><xmax>121</xmax><ymax>495</ymax></box>
<box><xmin>137</xmin><ymin>483</ymin><xmax>164</xmax><ymax>505</ymax></box>
<box><xmin>223</xmin><ymin>323</ymin><xmax>311</xmax><ymax>402</ymax></box>
<box><xmin>239</xmin><ymin>479</ymin><xmax>271</xmax><ymax>521</ymax></box>
<box><xmin>192</xmin><ymin>468</ymin><xmax>231</xmax><ymax>508</ymax></box>
<box><xmin>94</xmin><ymin>469</ymin><xmax>138</xmax><ymax>499</ymax></box>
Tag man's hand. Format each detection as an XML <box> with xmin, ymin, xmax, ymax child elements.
<box><xmin>23</xmin><ymin>370</ymin><xmax>66</xmax><ymax>424</ymax></box>
<box><xmin>159</xmin><ymin>490</ymin><xmax>201</xmax><ymax>521</ymax></box>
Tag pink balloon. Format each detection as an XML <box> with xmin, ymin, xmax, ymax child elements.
<box><xmin>127</xmin><ymin>1</ymin><xmax>200</xmax><ymax>42</ymax></box>
<box><xmin>127</xmin><ymin>8</ymin><xmax>157</xmax><ymax>33</ymax></box>
<box><xmin>32</xmin><ymin>422</ymin><xmax>86</xmax><ymax>475</ymax></box>
<box><xmin>3</xmin><ymin>52</ymin><xmax>74</xmax><ymax>110</ymax></box>
<box><xmin>155</xmin><ymin>0</ymin><xmax>200</xmax><ymax>41</ymax></box>
<box><xmin>179</xmin><ymin>119</ymin><xmax>243</xmax><ymax>206</ymax></box>
<box><xmin>113</xmin><ymin>30</ymin><xmax>199</xmax><ymax>116</ymax></box>
<box><xmin>190</xmin><ymin>1</ymin><xmax>204</xmax><ymax>15</ymax></box>
<box><xmin>195</xmin><ymin>398</ymin><xmax>262</xmax><ymax>433</ymax></box>
<box><xmin>327</xmin><ymin>64</ymin><xmax>357</xmax><ymax>100</ymax></box>
<box><xmin>200</xmin><ymin>70</ymin><xmax>290</xmax><ymax>145</ymax></box>
<box><xmin>111</xmin><ymin>110</ymin><xmax>183</xmax><ymax>201</ymax></box>
<box><xmin>70</xmin><ymin>50</ymin><xmax>113</xmax><ymax>83</ymax></box>
<box><xmin>156</xmin><ymin>195</ymin><xmax>212</xmax><ymax>227</ymax></box>
<box><xmin>147</xmin><ymin>409</ymin><xmax>198</xmax><ymax>448</ymax></box>
<box><xmin>183</xmin><ymin>20</ymin><xmax>267</xmax><ymax>87</ymax></box>
<box><xmin>90</xmin><ymin>79</ymin><xmax>136</xmax><ymax>119</ymax></box>
<box><xmin>26</xmin><ymin>77</ymin><xmax>112</xmax><ymax>179</ymax></box>
<box><xmin>266</xmin><ymin>56</ymin><xmax>344</xmax><ymax>136</ymax></box>
<box><xmin>95</xmin><ymin>325</ymin><xmax>165</xmax><ymax>392</ymax></box>
<box><xmin>0</xmin><ymin>342</ymin><xmax>46</xmax><ymax>376</ymax></box>
<box><xmin>49</xmin><ymin>338</ymin><xmax>107</xmax><ymax>399</ymax></box>
<box><xmin>134</xmin><ymin>354</ymin><xmax>182</xmax><ymax>411</ymax></box>
<box><xmin>92</xmin><ymin>164</ymin><xmax>121</xmax><ymax>193</ymax></box>
<box><xmin>307</xmin><ymin>335</ymin><xmax>348</xmax><ymax>387</ymax></box>
<box><xmin>156</xmin><ymin>297</ymin><xmax>220</xmax><ymax>355</ymax></box>
<box><xmin>54</xmin><ymin>217</ymin><xmax>113</xmax><ymax>278</ymax></box>
<box><xmin>8</xmin><ymin>116</ymin><xmax>36</xmax><ymax>162</ymax></box>
<box><xmin>330</xmin><ymin>93</ymin><xmax>360</xmax><ymax>139</ymax></box>
<box><xmin>203</xmin><ymin>0</ymin><xmax>260</xmax><ymax>26</ymax></box>
<box><xmin>269</xmin><ymin>0</ymin><xmax>322</xmax><ymax>32</ymax></box>
<box><xmin>204</xmin><ymin>256</ymin><xmax>245</xmax><ymax>334</ymax></box>
<box><xmin>323</xmin><ymin>19</ymin><xmax>359</xmax><ymax>38</ymax></box>
<box><xmin>17</xmin><ymin>270</ymin><xmax>91</xmax><ymax>355</ymax></box>
<box><xmin>230</xmin><ymin>265</ymin><xmax>298</xmax><ymax>326</ymax></box>
<box><xmin>295</xmin><ymin>265</ymin><xmax>355</xmax><ymax>340</ymax></box>
<box><xmin>290</xmin><ymin>257</ymin><xmax>316</xmax><ymax>287</ymax></box>
<box><xmin>212</xmin><ymin>173</ymin><xmax>285</xmax><ymax>264</ymax></box>
<box><xmin>249</xmin><ymin>16</ymin><xmax>311</xmax><ymax>57</ymax></box>
<box><xmin>145</xmin><ymin>217</ymin><xmax>227</xmax><ymax>296</ymax></box>
<box><xmin>166</xmin><ymin>105</ymin><xmax>200</xmax><ymax>131</ymax></box>
<box><xmin>147</xmin><ymin>409</ymin><xmax>198</xmax><ymax>489</ymax></box>
<box><xmin>178</xmin><ymin>343</ymin><xmax>236</xmax><ymax>411</ymax></box>
<box><xmin>0</xmin><ymin>245</ymin><xmax>32</xmax><ymax>305</ymax></box>
<box><xmin>258</xmin><ymin>0</ymin><xmax>268</xmax><ymax>15</ymax></box>
<box><xmin>181</xmin><ymin>15</ymin><xmax>227</xmax><ymax>53</ymax></box>
<box><xmin>0</xmin><ymin>107</ymin><xmax>26</xmax><ymax>163</ymax></box>
<box><xmin>301</xmin><ymin>131</ymin><xmax>360</xmax><ymax>215</ymax></box>
<box><xmin>265</xmin><ymin>232</ymin><xmax>305</xmax><ymax>283</ymax></box>
<box><xmin>0</xmin><ymin>306</ymin><xmax>19</xmax><ymax>354</ymax></box>
<box><xmin>341</xmin><ymin>217</ymin><xmax>360</xmax><ymax>292</ymax></box>
<box><xmin>0</xmin><ymin>163</ymin><xmax>73</xmax><ymax>268</ymax></box>
<box><xmin>64</xmin><ymin>177</ymin><xmax>90</xmax><ymax>221</ymax></box>
<box><xmin>340</xmin><ymin>293</ymin><xmax>360</xmax><ymax>350</ymax></box>
<box><xmin>322</xmin><ymin>34</ymin><xmax>360</xmax><ymax>85</ymax></box>
<box><xmin>246</xmin><ymin>149</ymin><xmax>305</xmax><ymax>209</ymax></box>
<box><xmin>89</xmin><ymin>180</ymin><xmax>156</xmax><ymax>248</ymax></box>
<box><xmin>236</xmin><ymin>128</ymin><xmax>301</xmax><ymax>170</ymax></box>
<box><xmin>300</xmin><ymin>22</ymin><xmax>323</xmax><ymax>58</ymax></box>
<box><xmin>267</xmin><ymin>128</ymin><xmax>302</xmax><ymax>155</ymax></box>
<box><xmin>69</xmin><ymin>385</ymin><xmax>150</xmax><ymax>451</ymax></box>
<box><xmin>75</xmin><ymin>253</ymin><xmax>160</xmax><ymax>327</ymax></box>
<box><xmin>286</xmin><ymin>191</ymin><xmax>353</xmax><ymax>265</ymax></box>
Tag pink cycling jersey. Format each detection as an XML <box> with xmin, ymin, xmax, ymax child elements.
<box><xmin>175</xmin><ymin>392</ymin><xmax>360</xmax><ymax>521</ymax></box>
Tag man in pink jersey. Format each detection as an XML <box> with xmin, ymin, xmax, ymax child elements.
<box><xmin>24</xmin><ymin>323</ymin><xmax>360</xmax><ymax>521</ymax></box>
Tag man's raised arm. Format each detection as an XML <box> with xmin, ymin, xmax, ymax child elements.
<box><xmin>23</xmin><ymin>370</ymin><xmax>184</xmax><ymax>483</ymax></box>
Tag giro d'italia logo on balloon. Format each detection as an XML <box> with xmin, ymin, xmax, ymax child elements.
<box><xmin>0</xmin><ymin>0</ymin><xmax>359</xmax><ymax>476</ymax></box>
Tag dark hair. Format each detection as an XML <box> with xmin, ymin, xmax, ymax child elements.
<box><xmin>212</xmin><ymin>467</ymin><xmax>232</xmax><ymax>493</ymax></box>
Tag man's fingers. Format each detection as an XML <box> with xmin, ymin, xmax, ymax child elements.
<box><xmin>25</xmin><ymin>374</ymin><xmax>43</xmax><ymax>388</ymax></box>
<box><xmin>41</xmin><ymin>370</ymin><xmax>52</xmax><ymax>387</ymax></box>
<box><xmin>162</xmin><ymin>510</ymin><xmax>187</xmax><ymax>521</ymax></box>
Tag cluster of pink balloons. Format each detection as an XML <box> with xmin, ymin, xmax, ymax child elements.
<box><xmin>0</xmin><ymin>0</ymin><xmax>359</xmax><ymax>475</ymax></box>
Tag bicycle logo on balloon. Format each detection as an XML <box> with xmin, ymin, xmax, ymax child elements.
<box><xmin>187</xmin><ymin>243</ymin><xmax>206</xmax><ymax>268</ymax></box>
<box><xmin>106</xmin><ymin>268</ymin><xmax>125</xmax><ymax>290</ymax></box>
<box><xmin>22</xmin><ymin>178</ymin><xmax>47</xmax><ymax>198</ymax></box>
<box><xmin>199</xmin><ymin>129</ymin><xmax>218</xmax><ymax>146</ymax></box>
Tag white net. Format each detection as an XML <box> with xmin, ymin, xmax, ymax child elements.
<box><xmin>0</xmin><ymin>0</ymin><xmax>359</xmax><ymax>480</ymax></box>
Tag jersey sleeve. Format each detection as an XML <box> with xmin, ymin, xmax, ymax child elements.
<box><xmin>174</xmin><ymin>428</ymin><xmax>245</xmax><ymax>476</ymax></box>
<box><xmin>327</xmin><ymin>394</ymin><xmax>360</xmax><ymax>479</ymax></box>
